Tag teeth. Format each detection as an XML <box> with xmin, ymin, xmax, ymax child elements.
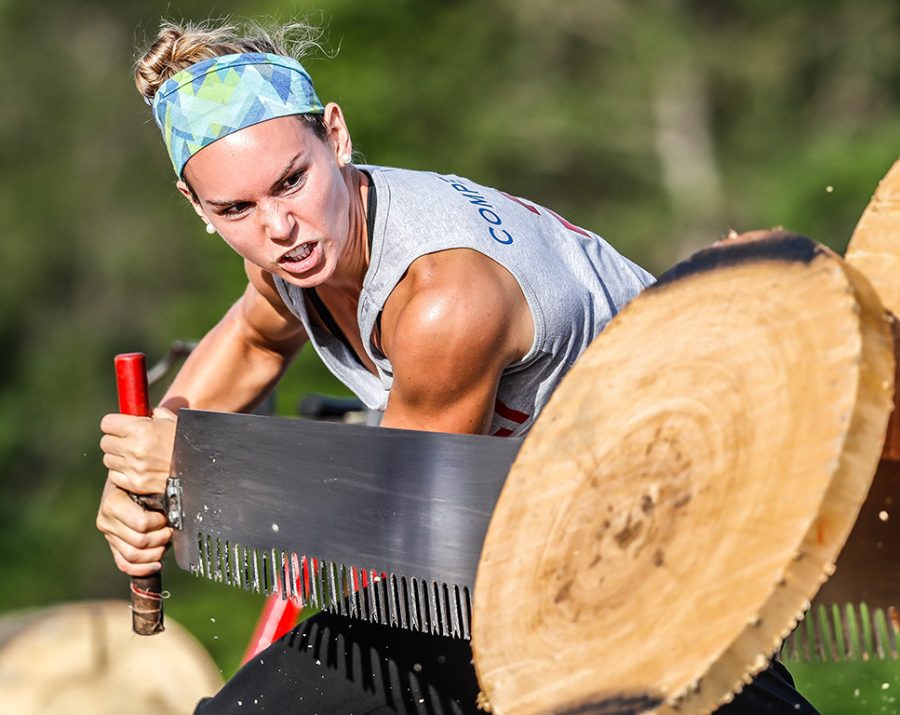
<box><xmin>285</xmin><ymin>243</ymin><xmax>313</xmax><ymax>261</ymax></box>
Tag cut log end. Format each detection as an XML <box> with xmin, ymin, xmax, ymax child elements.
<box><xmin>846</xmin><ymin>157</ymin><xmax>900</xmax><ymax>316</ymax></box>
<box><xmin>845</xmin><ymin>156</ymin><xmax>900</xmax><ymax>460</ymax></box>
<box><xmin>0</xmin><ymin>601</ymin><xmax>222</xmax><ymax>715</ymax></box>
<box><xmin>472</xmin><ymin>233</ymin><xmax>893</xmax><ymax>715</ymax></box>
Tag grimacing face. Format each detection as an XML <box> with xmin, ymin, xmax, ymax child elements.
<box><xmin>179</xmin><ymin>106</ymin><xmax>354</xmax><ymax>288</ymax></box>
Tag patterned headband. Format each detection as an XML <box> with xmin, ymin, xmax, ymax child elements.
<box><xmin>150</xmin><ymin>52</ymin><xmax>325</xmax><ymax>176</ymax></box>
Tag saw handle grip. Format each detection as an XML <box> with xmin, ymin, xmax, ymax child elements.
<box><xmin>114</xmin><ymin>352</ymin><xmax>165</xmax><ymax>635</ymax></box>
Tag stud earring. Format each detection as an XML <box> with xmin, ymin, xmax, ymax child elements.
<box><xmin>340</xmin><ymin>153</ymin><xmax>352</xmax><ymax>165</ymax></box>
<box><xmin>205</xmin><ymin>223</ymin><xmax>216</xmax><ymax>235</ymax></box>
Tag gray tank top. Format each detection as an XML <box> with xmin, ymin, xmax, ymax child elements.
<box><xmin>274</xmin><ymin>166</ymin><xmax>654</xmax><ymax>436</ymax></box>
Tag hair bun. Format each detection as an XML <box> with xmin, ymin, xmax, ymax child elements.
<box><xmin>135</xmin><ymin>19</ymin><xmax>324</xmax><ymax>103</ymax></box>
<box><xmin>135</xmin><ymin>22</ymin><xmax>227</xmax><ymax>102</ymax></box>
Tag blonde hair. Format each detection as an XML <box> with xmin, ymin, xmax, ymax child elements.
<box><xmin>134</xmin><ymin>18</ymin><xmax>325</xmax><ymax>102</ymax></box>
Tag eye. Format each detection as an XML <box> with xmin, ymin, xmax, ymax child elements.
<box><xmin>282</xmin><ymin>170</ymin><xmax>306</xmax><ymax>191</ymax></box>
<box><xmin>220</xmin><ymin>202</ymin><xmax>251</xmax><ymax>217</ymax></box>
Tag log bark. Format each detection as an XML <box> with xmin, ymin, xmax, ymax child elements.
<box><xmin>472</xmin><ymin>233</ymin><xmax>894</xmax><ymax>715</ymax></box>
<box><xmin>0</xmin><ymin>601</ymin><xmax>222</xmax><ymax>714</ymax></box>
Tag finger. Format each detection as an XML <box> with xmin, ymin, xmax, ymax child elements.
<box><xmin>106</xmin><ymin>464</ymin><xmax>168</xmax><ymax>495</ymax></box>
<box><xmin>100</xmin><ymin>413</ymin><xmax>150</xmax><ymax>437</ymax></box>
<box><xmin>107</xmin><ymin>469</ymin><xmax>147</xmax><ymax>503</ymax></box>
<box><xmin>100</xmin><ymin>432</ymin><xmax>156</xmax><ymax>464</ymax></box>
<box><xmin>113</xmin><ymin>499</ymin><xmax>170</xmax><ymax>534</ymax></box>
<box><xmin>100</xmin><ymin>433</ymin><xmax>172</xmax><ymax>476</ymax></box>
<box><xmin>104</xmin><ymin>520</ymin><xmax>173</xmax><ymax>551</ymax></box>
<box><xmin>99</xmin><ymin>433</ymin><xmax>128</xmax><ymax>457</ymax></box>
<box><xmin>102</xmin><ymin>452</ymin><xmax>128</xmax><ymax>473</ymax></box>
<box><xmin>105</xmin><ymin>468</ymin><xmax>134</xmax><ymax>493</ymax></box>
<box><xmin>104</xmin><ymin>466</ymin><xmax>167</xmax><ymax>498</ymax></box>
<box><xmin>109</xmin><ymin>546</ymin><xmax>163</xmax><ymax>577</ymax></box>
<box><xmin>99</xmin><ymin>485</ymin><xmax>169</xmax><ymax>532</ymax></box>
<box><xmin>130</xmin><ymin>472</ymin><xmax>170</xmax><ymax>496</ymax></box>
<box><xmin>105</xmin><ymin>532</ymin><xmax>168</xmax><ymax>565</ymax></box>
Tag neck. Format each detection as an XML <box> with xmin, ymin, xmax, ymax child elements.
<box><xmin>323</xmin><ymin>166</ymin><xmax>370</xmax><ymax>299</ymax></box>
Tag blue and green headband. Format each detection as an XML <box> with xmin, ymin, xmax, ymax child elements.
<box><xmin>150</xmin><ymin>52</ymin><xmax>325</xmax><ymax>177</ymax></box>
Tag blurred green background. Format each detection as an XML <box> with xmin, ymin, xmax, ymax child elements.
<box><xmin>1</xmin><ymin>0</ymin><xmax>898</xmax><ymax>712</ymax></box>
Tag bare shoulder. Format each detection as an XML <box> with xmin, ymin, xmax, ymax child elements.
<box><xmin>382</xmin><ymin>249</ymin><xmax>531</xmax><ymax>358</ymax></box>
<box><xmin>376</xmin><ymin>249</ymin><xmax>533</xmax><ymax>432</ymax></box>
<box><xmin>381</xmin><ymin>248</ymin><xmax>533</xmax><ymax>382</ymax></box>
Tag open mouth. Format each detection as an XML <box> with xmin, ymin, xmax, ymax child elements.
<box><xmin>282</xmin><ymin>242</ymin><xmax>314</xmax><ymax>263</ymax></box>
<box><xmin>278</xmin><ymin>240</ymin><xmax>323</xmax><ymax>275</ymax></box>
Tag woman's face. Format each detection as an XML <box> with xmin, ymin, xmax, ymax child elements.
<box><xmin>179</xmin><ymin>106</ymin><xmax>353</xmax><ymax>288</ymax></box>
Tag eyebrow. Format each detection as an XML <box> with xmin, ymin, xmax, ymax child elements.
<box><xmin>204</xmin><ymin>151</ymin><xmax>306</xmax><ymax>207</ymax></box>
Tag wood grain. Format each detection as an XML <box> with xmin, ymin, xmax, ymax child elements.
<box><xmin>845</xmin><ymin>156</ymin><xmax>900</xmax><ymax>460</ymax></box>
<box><xmin>472</xmin><ymin>233</ymin><xmax>894</xmax><ymax>715</ymax></box>
<box><xmin>845</xmin><ymin>157</ymin><xmax>900</xmax><ymax>313</ymax></box>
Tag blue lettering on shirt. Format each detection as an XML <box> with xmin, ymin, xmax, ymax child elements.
<box><xmin>438</xmin><ymin>174</ymin><xmax>514</xmax><ymax>245</ymax></box>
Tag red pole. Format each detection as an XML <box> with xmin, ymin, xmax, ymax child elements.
<box><xmin>114</xmin><ymin>353</ymin><xmax>165</xmax><ymax>635</ymax></box>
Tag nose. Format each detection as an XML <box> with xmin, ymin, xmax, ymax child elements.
<box><xmin>259</xmin><ymin>199</ymin><xmax>294</xmax><ymax>243</ymax></box>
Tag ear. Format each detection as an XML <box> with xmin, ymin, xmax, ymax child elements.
<box><xmin>176</xmin><ymin>179</ymin><xmax>209</xmax><ymax>222</ymax></box>
<box><xmin>322</xmin><ymin>102</ymin><xmax>352</xmax><ymax>163</ymax></box>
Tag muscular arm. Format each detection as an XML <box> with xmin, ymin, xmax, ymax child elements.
<box><xmin>159</xmin><ymin>260</ymin><xmax>307</xmax><ymax>413</ymax></box>
<box><xmin>97</xmin><ymin>260</ymin><xmax>306</xmax><ymax>576</ymax></box>
<box><xmin>378</xmin><ymin>249</ymin><xmax>534</xmax><ymax>435</ymax></box>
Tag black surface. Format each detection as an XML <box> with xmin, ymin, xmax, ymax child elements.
<box><xmin>653</xmin><ymin>233</ymin><xmax>820</xmax><ymax>289</ymax></box>
<box><xmin>193</xmin><ymin>612</ymin><xmax>819</xmax><ymax>714</ymax></box>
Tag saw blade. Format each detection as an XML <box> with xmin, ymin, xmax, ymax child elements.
<box><xmin>782</xmin><ymin>458</ymin><xmax>900</xmax><ymax>662</ymax></box>
<box><xmin>169</xmin><ymin>409</ymin><xmax>521</xmax><ymax>639</ymax></box>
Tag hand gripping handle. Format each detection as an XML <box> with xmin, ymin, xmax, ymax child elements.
<box><xmin>115</xmin><ymin>352</ymin><xmax>165</xmax><ymax>635</ymax></box>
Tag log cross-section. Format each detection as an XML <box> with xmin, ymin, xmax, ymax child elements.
<box><xmin>846</xmin><ymin>156</ymin><xmax>900</xmax><ymax>460</ymax></box>
<box><xmin>472</xmin><ymin>233</ymin><xmax>894</xmax><ymax>715</ymax></box>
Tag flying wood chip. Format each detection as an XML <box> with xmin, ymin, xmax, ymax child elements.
<box><xmin>472</xmin><ymin>233</ymin><xmax>895</xmax><ymax>715</ymax></box>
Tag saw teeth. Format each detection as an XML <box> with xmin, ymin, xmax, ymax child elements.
<box><xmin>188</xmin><ymin>532</ymin><xmax>475</xmax><ymax>639</ymax></box>
<box><xmin>780</xmin><ymin>601</ymin><xmax>900</xmax><ymax>662</ymax></box>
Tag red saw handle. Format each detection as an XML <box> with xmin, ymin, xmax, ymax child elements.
<box><xmin>115</xmin><ymin>352</ymin><xmax>165</xmax><ymax>635</ymax></box>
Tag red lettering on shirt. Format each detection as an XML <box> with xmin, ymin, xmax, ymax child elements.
<box><xmin>495</xmin><ymin>398</ymin><xmax>529</xmax><ymax>424</ymax></box>
<box><xmin>500</xmin><ymin>191</ymin><xmax>541</xmax><ymax>215</ymax></box>
<box><xmin>501</xmin><ymin>192</ymin><xmax>591</xmax><ymax>237</ymax></box>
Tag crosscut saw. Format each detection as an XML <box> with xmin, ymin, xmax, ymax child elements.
<box><xmin>167</xmin><ymin>409</ymin><xmax>520</xmax><ymax>640</ymax></box>
<box><xmin>152</xmin><ymin>232</ymin><xmax>898</xmax><ymax>714</ymax></box>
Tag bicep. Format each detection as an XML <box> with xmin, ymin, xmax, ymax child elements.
<box><xmin>381</xmin><ymin>346</ymin><xmax>503</xmax><ymax>434</ymax></box>
<box><xmin>380</xmin><ymin>274</ymin><xmax>525</xmax><ymax>435</ymax></box>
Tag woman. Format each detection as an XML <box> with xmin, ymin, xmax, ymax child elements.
<box><xmin>97</xmin><ymin>20</ymin><xmax>817</xmax><ymax>714</ymax></box>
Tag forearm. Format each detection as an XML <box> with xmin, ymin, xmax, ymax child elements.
<box><xmin>160</xmin><ymin>301</ymin><xmax>306</xmax><ymax>414</ymax></box>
